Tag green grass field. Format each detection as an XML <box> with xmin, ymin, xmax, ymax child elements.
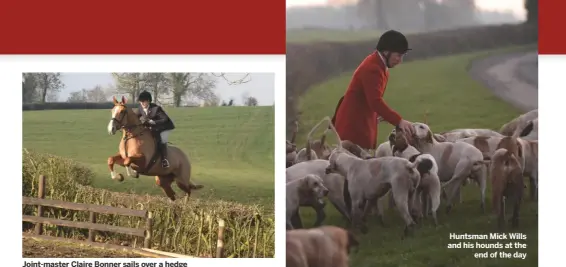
<box><xmin>23</xmin><ymin>106</ymin><xmax>274</xmax><ymax>210</ymax></box>
<box><xmin>287</xmin><ymin>29</ymin><xmax>381</xmax><ymax>44</ymax></box>
<box><xmin>295</xmin><ymin>46</ymin><xmax>538</xmax><ymax>267</ymax></box>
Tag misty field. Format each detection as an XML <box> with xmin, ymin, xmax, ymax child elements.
<box><xmin>23</xmin><ymin>106</ymin><xmax>274</xmax><ymax>209</ymax></box>
<box><xmin>294</xmin><ymin>46</ymin><xmax>537</xmax><ymax>267</ymax></box>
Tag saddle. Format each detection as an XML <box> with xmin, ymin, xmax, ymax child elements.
<box><xmin>144</xmin><ymin>131</ymin><xmax>166</xmax><ymax>171</ymax></box>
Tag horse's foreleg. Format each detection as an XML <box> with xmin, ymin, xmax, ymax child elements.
<box><xmin>107</xmin><ymin>154</ymin><xmax>125</xmax><ymax>182</ymax></box>
<box><xmin>156</xmin><ymin>175</ymin><xmax>176</xmax><ymax>201</ymax></box>
<box><xmin>124</xmin><ymin>154</ymin><xmax>145</xmax><ymax>177</ymax></box>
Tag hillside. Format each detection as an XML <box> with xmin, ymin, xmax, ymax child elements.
<box><xmin>23</xmin><ymin>106</ymin><xmax>274</xmax><ymax>208</ymax></box>
<box><xmin>294</xmin><ymin>47</ymin><xmax>537</xmax><ymax>267</ymax></box>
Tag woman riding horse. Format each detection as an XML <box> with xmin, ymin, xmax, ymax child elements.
<box><xmin>137</xmin><ymin>91</ymin><xmax>175</xmax><ymax>168</ymax></box>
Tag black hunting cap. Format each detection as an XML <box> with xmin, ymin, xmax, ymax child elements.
<box><xmin>376</xmin><ymin>30</ymin><xmax>411</xmax><ymax>53</ymax></box>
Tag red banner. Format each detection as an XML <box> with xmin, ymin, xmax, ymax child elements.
<box><xmin>0</xmin><ymin>0</ymin><xmax>286</xmax><ymax>54</ymax></box>
<box><xmin>539</xmin><ymin>1</ymin><xmax>565</xmax><ymax>54</ymax></box>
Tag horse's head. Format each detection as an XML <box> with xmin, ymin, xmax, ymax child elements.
<box><xmin>107</xmin><ymin>96</ymin><xmax>135</xmax><ymax>135</ymax></box>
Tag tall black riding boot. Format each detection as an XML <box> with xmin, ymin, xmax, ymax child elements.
<box><xmin>161</xmin><ymin>143</ymin><xmax>170</xmax><ymax>168</ymax></box>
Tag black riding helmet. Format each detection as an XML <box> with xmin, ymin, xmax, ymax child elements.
<box><xmin>138</xmin><ymin>91</ymin><xmax>152</xmax><ymax>103</ymax></box>
<box><xmin>376</xmin><ymin>30</ymin><xmax>411</xmax><ymax>54</ymax></box>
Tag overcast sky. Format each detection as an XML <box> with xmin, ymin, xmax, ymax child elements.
<box><xmin>59</xmin><ymin>72</ymin><xmax>275</xmax><ymax>106</ymax></box>
<box><xmin>286</xmin><ymin>0</ymin><xmax>526</xmax><ymax>18</ymax></box>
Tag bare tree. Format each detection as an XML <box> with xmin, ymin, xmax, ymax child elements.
<box><xmin>142</xmin><ymin>73</ymin><xmax>169</xmax><ymax>104</ymax></box>
<box><xmin>67</xmin><ymin>89</ymin><xmax>87</xmax><ymax>102</ymax></box>
<box><xmin>168</xmin><ymin>73</ymin><xmax>218</xmax><ymax>107</ymax></box>
<box><xmin>86</xmin><ymin>85</ymin><xmax>108</xmax><ymax>102</ymax></box>
<box><xmin>212</xmin><ymin>73</ymin><xmax>252</xmax><ymax>85</ymax></box>
<box><xmin>203</xmin><ymin>94</ymin><xmax>221</xmax><ymax>106</ymax></box>
<box><xmin>112</xmin><ymin>73</ymin><xmax>144</xmax><ymax>103</ymax></box>
<box><xmin>35</xmin><ymin>73</ymin><xmax>65</xmax><ymax>103</ymax></box>
<box><xmin>103</xmin><ymin>84</ymin><xmax>116</xmax><ymax>100</ymax></box>
<box><xmin>244</xmin><ymin>96</ymin><xmax>258</xmax><ymax>106</ymax></box>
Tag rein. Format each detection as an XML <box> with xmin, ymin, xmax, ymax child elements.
<box><xmin>121</xmin><ymin>123</ymin><xmax>147</xmax><ymax>141</ymax></box>
<box><xmin>112</xmin><ymin>108</ymin><xmax>148</xmax><ymax>141</ymax></box>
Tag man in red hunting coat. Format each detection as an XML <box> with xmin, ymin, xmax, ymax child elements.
<box><xmin>332</xmin><ymin>30</ymin><xmax>415</xmax><ymax>150</ymax></box>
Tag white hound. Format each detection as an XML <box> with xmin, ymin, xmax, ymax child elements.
<box><xmin>410</xmin><ymin>122</ymin><xmax>489</xmax><ymax>213</ymax></box>
<box><xmin>439</xmin><ymin>128</ymin><xmax>504</xmax><ymax>142</ymax></box>
<box><xmin>392</xmin><ymin>136</ymin><xmax>441</xmax><ymax>226</ymax></box>
<box><xmin>326</xmin><ymin>149</ymin><xmax>421</xmax><ymax>236</ymax></box>
<box><xmin>500</xmin><ymin>109</ymin><xmax>538</xmax><ymax>137</ymax></box>
<box><xmin>286</xmin><ymin>159</ymin><xmax>352</xmax><ymax>227</ymax></box>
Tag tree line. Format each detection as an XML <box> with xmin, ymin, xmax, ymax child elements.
<box><xmin>22</xmin><ymin>72</ymin><xmax>259</xmax><ymax>107</ymax></box>
<box><xmin>357</xmin><ymin>0</ymin><xmax>536</xmax><ymax>32</ymax></box>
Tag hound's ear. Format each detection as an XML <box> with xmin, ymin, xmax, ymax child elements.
<box><xmin>519</xmin><ymin>121</ymin><xmax>534</xmax><ymax>137</ymax></box>
<box><xmin>426</xmin><ymin>130</ymin><xmax>433</xmax><ymax>143</ymax></box>
<box><xmin>121</xmin><ymin>96</ymin><xmax>126</xmax><ymax>104</ymax></box>
<box><xmin>388</xmin><ymin>131</ymin><xmax>396</xmax><ymax>144</ymax></box>
<box><xmin>112</xmin><ymin>96</ymin><xmax>118</xmax><ymax>105</ymax></box>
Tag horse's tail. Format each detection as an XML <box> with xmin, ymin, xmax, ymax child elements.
<box><xmin>190</xmin><ymin>183</ymin><xmax>204</xmax><ymax>190</ymax></box>
<box><xmin>173</xmin><ymin>146</ymin><xmax>204</xmax><ymax>190</ymax></box>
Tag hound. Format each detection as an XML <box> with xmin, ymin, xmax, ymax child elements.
<box><xmin>519</xmin><ymin>118</ymin><xmax>538</xmax><ymax>141</ymax></box>
<box><xmin>374</xmin><ymin>130</ymin><xmax>397</xmax><ymax>158</ymax></box>
<box><xmin>516</xmin><ymin>138</ymin><xmax>538</xmax><ymax>200</ymax></box>
<box><xmin>337</xmin><ymin>140</ymin><xmax>374</xmax><ymax>159</ymax></box>
<box><xmin>391</xmin><ymin>132</ymin><xmax>441</xmax><ymax>225</ymax></box>
<box><xmin>499</xmin><ymin>109</ymin><xmax>538</xmax><ymax>137</ymax></box>
<box><xmin>287</xmin><ymin>174</ymin><xmax>329</xmax><ymax>230</ymax></box>
<box><xmin>286</xmin><ymin>226</ymin><xmax>359</xmax><ymax>267</ymax></box>
<box><xmin>439</xmin><ymin>128</ymin><xmax>504</xmax><ymax>142</ymax></box>
<box><xmin>294</xmin><ymin>122</ymin><xmax>333</xmax><ymax>164</ymax></box>
<box><xmin>326</xmin><ymin>149</ymin><xmax>421</xmax><ymax>236</ymax></box>
<box><xmin>286</xmin><ymin>160</ymin><xmax>352</xmax><ymax>227</ymax></box>
<box><xmin>490</xmin><ymin>148</ymin><xmax>524</xmax><ymax>229</ymax></box>
<box><xmin>294</xmin><ymin>142</ymin><xmax>319</xmax><ymax>164</ymax></box>
<box><xmin>410</xmin><ymin>122</ymin><xmax>489</xmax><ymax>213</ymax></box>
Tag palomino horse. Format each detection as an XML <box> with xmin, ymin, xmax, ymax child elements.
<box><xmin>106</xmin><ymin>96</ymin><xmax>203</xmax><ymax>201</ymax></box>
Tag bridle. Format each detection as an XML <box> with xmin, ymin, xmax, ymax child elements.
<box><xmin>111</xmin><ymin>106</ymin><xmax>147</xmax><ymax>140</ymax></box>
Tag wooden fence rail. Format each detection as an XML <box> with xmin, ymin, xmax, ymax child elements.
<box><xmin>23</xmin><ymin>175</ymin><xmax>154</xmax><ymax>248</ymax></box>
<box><xmin>22</xmin><ymin>174</ymin><xmax>230</xmax><ymax>258</ymax></box>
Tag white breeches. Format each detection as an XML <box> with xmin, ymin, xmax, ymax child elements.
<box><xmin>160</xmin><ymin>130</ymin><xmax>171</xmax><ymax>144</ymax></box>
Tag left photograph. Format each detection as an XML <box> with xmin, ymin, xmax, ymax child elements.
<box><xmin>22</xmin><ymin>72</ymin><xmax>274</xmax><ymax>258</ymax></box>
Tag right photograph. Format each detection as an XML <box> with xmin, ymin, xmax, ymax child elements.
<box><xmin>285</xmin><ymin>1</ymin><xmax>538</xmax><ymax>266</ymax></box>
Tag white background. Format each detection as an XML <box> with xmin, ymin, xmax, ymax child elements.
<box><xmin>2</xmin><ymin>54</ymin><xmax>562</xmax><ymax>265</ymax></box>
<box><xmin>0</xmin><ymin>55</ymin><xmax>285</xmax><ymax>265</ymax></box>
<box><xmin>536</xmin><ymin>55</ymin><xmax>565</xmax><ymax>265</ymax></box>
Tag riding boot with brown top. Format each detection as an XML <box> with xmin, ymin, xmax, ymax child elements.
<box><xmin>161</xmin><ymin>143</ymin><xmax>170</xmax><ymax>168</ymax></box>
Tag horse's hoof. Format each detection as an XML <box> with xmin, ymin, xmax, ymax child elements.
<box><xmin>132</xmin><ymin>172</ymin><xmax>139</xmax><ymax>178</ymax></box>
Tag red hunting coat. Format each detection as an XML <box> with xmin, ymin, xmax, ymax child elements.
<box><xmin>331</xmin><ymin>51</ymin><xmax>402</xmax><ymax>150</ymax></box>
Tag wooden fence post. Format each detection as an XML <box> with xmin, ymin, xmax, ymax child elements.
<box><xmin>144</xmin><ymin>211</ymin><xmax>153</xmax><ymax>249</ymax></box>
<box><xmin>88</xmin><ymin>211</ymin><xmax>96</xmax><ymax>242</ymax></box>
<box><xmin>34</xmin><ymin>175</ymin><xmax>46</xmax><ymax>235</ymax></box>
<box><xmin>216</xmin><ymin>219</ymin><xmax>225</xmax><ymax>258</ymax></box>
